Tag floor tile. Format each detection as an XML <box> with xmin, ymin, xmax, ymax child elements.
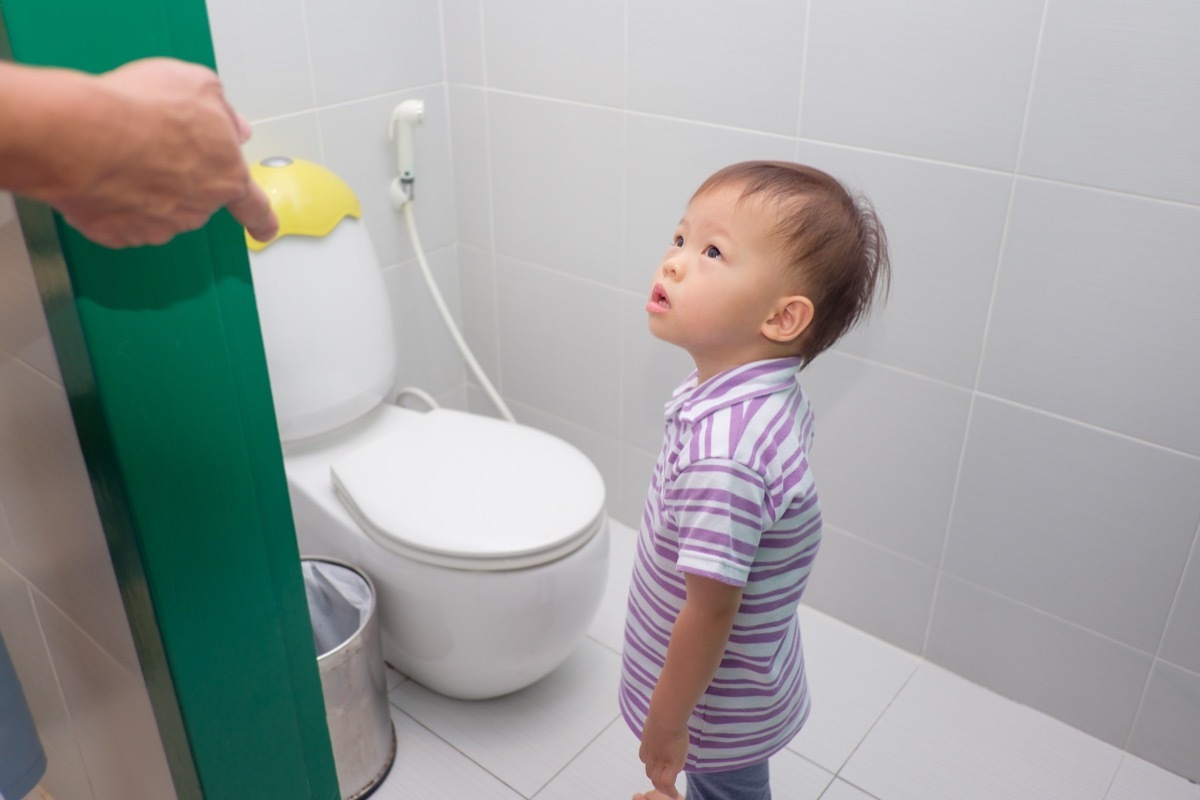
<box><xmin>1104</xmin><ymin>754</ymin><xmax>1200</xmax><ymax>800</ymax></box>
<box><xmin>372</xmin><ymin>704</ymin><xmax>524</xmax><ymax>799</ymax></box>
<box><xmin>768</xmin><ymin>749</ymin><xmax>836</xmax><ymax>799</ymax></box>
<box><xmin>389</xmin><ymin>637</ymin><xmax>622</xmax><ymax>797</ymax></box>
<box><xmin>533</xmin><ymin>718</ymin><xmax>835</xmax><ymax>800</ymax></box>
<box><xmin>821</xmin><ymin>778</ymin><xmax>880</xmax><ymax>800</ymax></box>
<box><xmin>530</xmin><ymin>718</ymin><xmax>653</xmax><ymax>799</ymax></box>
<box><xmin>787</xmin><ymin>605</ymin><xmax>920</xmax><ymax>772</ymax></box>
<box><xmin>840</xmin><ymin>663</ymin><xmax>1123</xmax><ymax>800</ymax></box>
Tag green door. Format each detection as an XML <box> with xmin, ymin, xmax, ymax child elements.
<box><xmin>0</xmin><ymin>1</ymin><xmax>340</xmax><ymax>797</ymax></box>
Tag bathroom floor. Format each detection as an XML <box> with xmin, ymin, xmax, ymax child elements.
<box><xmin>371</xmin><ymin>520</ymin><xmax>1198</xmax><ymax>800</ymax></box>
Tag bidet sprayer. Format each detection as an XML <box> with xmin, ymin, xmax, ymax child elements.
<box><xmin>389</xmin><ymin>99</ymin><xmax>425</xmax><ymax>208</ymax></box>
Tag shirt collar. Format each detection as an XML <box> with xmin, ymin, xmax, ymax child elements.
<box><xmin>665</xmin><ymin>357</ymin><xmax>804</xmax><ymax>425</ymax></box>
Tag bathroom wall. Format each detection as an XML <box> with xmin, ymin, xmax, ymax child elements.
<box><xmin>0</xmin><ymin>193</ymin><xmax>176</xmax><ymax>799</ymax></box>
<box><xmin>211</xmin><ymin>0</ymin><xmax>1200</xmax><ymax>782</ymax></box>
<box><xmin>206</xmin><ymin>0</ymin><xmax>470</xmax><ymax>413</ymax></box>
<box><xmin>442</xmin><ymin>0</ymin><xmax>1200</xmax><ymax>780</ymax></box>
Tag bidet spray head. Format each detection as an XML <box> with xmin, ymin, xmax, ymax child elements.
<box><xmin>389</xmin><ymin>99</ymin><xmax>425</xmax><ymax>183</ymax></box>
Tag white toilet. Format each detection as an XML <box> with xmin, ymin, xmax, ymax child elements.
<box><xmin>247</xmin><ymin>157</ymin><xmax>609</xmax><ymax>699</ymax></box>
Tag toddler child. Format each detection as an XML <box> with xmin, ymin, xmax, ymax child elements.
<box><xmin>620</xmin><ymin>160</ymin><xmax>890</xmax><ymax>800</ymax></box>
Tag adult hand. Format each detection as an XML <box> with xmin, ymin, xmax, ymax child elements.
<box><xmin>20</xmin><ymin>58</ymin><xmax>277</xmax><ymax>248</ymax></box>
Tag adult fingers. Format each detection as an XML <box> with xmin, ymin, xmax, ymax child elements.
<box><xmin>227</xmin><ymin>178</ymin><xmax>279</xmax><ymax>243</ymax></box>
<box><xmin>232</xmin><ymin>111</ymin><xmax>253</xmax><ymax>144</ymax></box>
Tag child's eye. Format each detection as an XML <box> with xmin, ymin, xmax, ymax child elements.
<box><xmin>673</xmin><ymin>235</ymin><xmax>684</xmax><ymax>247</ymax></box>
<box><xmin>704</xmin><ymin>245</ymin><xmax>722</xmax><ymax>258</ymax></box>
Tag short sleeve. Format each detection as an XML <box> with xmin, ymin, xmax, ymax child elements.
<box><xmin>666</xmin><ymin>458</ymin><xmax>768</xmax><ymax>587</ymax></box>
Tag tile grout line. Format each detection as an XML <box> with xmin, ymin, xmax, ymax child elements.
<box><xmin>828</xmin><ymin>660</ymin><xmax>924</xmax><ymax>781</ymax></box>
<box><xmin>526</xmin><ymin>716</ymin><xmax>626</xmax><ymax>799</ymax></box>
<box><xmin>384</xmin><ymin>689</ymin><xmax>530</xmax><ymax>798</ymax></box>
<box><xmin>919</xmin><ymin>0</ymin><xmax>1053</xmax><ymax>658</ymax></box>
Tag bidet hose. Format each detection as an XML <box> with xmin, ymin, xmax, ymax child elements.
<box><xmin>402</xmin><ymin>202</ymin><xmax>516</xmax><ymax>423</ymax></box>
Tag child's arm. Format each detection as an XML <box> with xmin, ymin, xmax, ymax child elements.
<box><xmin>640</xmin><ymin>571</ymin><xmax>743</xmax><ymax>798</ymax></box>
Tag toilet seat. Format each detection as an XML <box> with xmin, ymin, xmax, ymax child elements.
<box><xmin>331</xmin><ymin>408</ymin><xmax>606</xmax><ymax>571</ymax></box>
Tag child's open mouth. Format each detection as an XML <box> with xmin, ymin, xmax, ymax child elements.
<box><xmin>648</xmin><ymin>284</ymin><xmax>671</xmax><ymax>313</ymax></box>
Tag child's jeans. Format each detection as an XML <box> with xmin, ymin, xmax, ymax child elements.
<box><xmin>686</xmin><ymin>760</ymin><xmax>770</xmax><ymax>800</ymax></box>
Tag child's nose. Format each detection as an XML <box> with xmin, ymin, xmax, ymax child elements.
<box><xmin>661</xmin><ymin>253</ymin><xmax>684</xmax><ymax>278</ymax></box>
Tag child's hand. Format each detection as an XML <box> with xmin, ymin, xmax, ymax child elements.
<box><xmin>638</xmin><ymin>718</ymin><xmax>688</xmax><ymax>798</ymax></box>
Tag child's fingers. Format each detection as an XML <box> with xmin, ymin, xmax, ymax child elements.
<box><xmin>648</xmin><ymin>764</ymin><xmax>681</xmax><ymax>798</ymax></box>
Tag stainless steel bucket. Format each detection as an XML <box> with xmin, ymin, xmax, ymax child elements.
<box><xmin>303</xmin><ymin>557</ymin><xmax>396</xmax><ymax>800</ymax></box>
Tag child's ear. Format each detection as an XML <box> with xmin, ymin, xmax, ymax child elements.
<box><xmin>762</xmin><ymin>295</ymin><xmax>814</xmax><ymax>343</ymax></box>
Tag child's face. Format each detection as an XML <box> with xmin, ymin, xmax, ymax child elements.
<box><xmin>646</xmin><ymin>183</ymin><xmax>795</xmax><ymax>382</ymax></box>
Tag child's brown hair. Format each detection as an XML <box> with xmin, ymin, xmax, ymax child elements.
<box><xmin>694</xmin><ymin>161</ymin><xmax>890</xmax><ymax>366</ymax></box>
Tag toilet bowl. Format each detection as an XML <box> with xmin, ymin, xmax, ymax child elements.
<box><xmin>285</xmin><ymin>404</ymin><xmax>608</xmax><ymax>699</ymax></box>
<box><xmin>246</xmin><ymin>157</ymin><xmax>609</xmax><ymax>699</ymax></box>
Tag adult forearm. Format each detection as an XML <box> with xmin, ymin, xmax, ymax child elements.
<box><xmin>0</xmin><ymin>63</ymin><xmax>101</xmax><ymax>201</ymax></box>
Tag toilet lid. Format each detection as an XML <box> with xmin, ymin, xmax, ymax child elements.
<box><xmin>330</xmin><ymin>409</ymin><xmax>606</xmax><ymax>571</ymax></box>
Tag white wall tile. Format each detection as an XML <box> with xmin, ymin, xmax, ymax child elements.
<box><xmin>627</xmin><ymin>0</ymin><xmax>807</xmax><ymax>135</ymax></box>
<box><xmin>801</xmin><ymin>352</ymin><xmax>972</xmax><ymax>566</ymax></box>
<box><xmin>33</xmin><ymin>593</ymin><xmax>176</xmax><ymax>800</ymax></box>
<box><xmin>623</xmin><ymin>114</ymin><xmax>794</xmax><ymax>293</ymax></box>
<box><xmin>1160</xmin><ymin>531</ymin><xmax>1200</xmax><ymax>674</ymax></box>
<box><xmin>320</xmin><ymin>89</ymin><xmax>457</xmax><ymax>268</ymax></box>
<box><xmin>1020</xmin><ymin>0</ymin><xmax>1200</xmax><ymax>204</ymax></box>
<box><xmin>803</xmin><ymin>0</ymin><xmax>1044</xmax><ymax>170</ymax></box>
<box><xmin>1128</xmin><ymin>661</ymin><xmax>1200</xmax><ymax>783</ymax></box>
<box><xmin>495</xmin><ymin>257</ymin><xmax>622</xmax><ymax>437</ymax></box>
<box><xmin>383</xmin><ymin>246</ymin><xmax>467</xmax><ymax>399</ymax></box>
<box><xmin>481</xmin><ymin>0</ymin><xmax>623</xmax><ymax>107</ymax></box>
<box><xmin>465</xmin><ymin>382</ymin><xmax>505</xmax><ymax>421</ymax></box>
<box><xmin>619</xmin><ymin>296</ymin><xmax>695</xmax><ymax>455</ymax></box>
<box><xmin>206</xmin><ymin>0</ymin><xmax>315</xmax><ymax>120</ymax></box>
<box><xmin>944</xmin><ymin>397</ymin><xmax>1200</xmax><ymax>653</ymax></box>
<box><xmin>240</xmin><ymin>112</ymin><xmax>324</xmax><ymax>164</ymax></box>
<box><xmin>305</xmin><ymin>0</ymin><xmax>442</xmax><ymax>105</ymax></box>
<box><xmin>489</xmin><ymin>93</ymin><xmax>625</xmax><ymax>287</ymax></box>
<box><xmin>978</xmin><ymin>179</ymin><xmax>1200</xmax><ymax>456</ymax></box>
<box><xmin>0</xmin><ymin>562</ymin><xmax>95</xmax><ymax>800</ymax></box>
<box><xmin>0</xmin><ymin>356</ymin><xmax>142</xmax><ymax>676</ymax></box>
<box><xmin>615</xmin><ymin>445</ymin><xmax>656</xmax><ymax>532</ymax></box>
<box><xmin>802</xmin><ymin>525</ymin><xmax>938</xmax><ymax>656</ymax></box>
<box><xmin>793</xmin><ymin>142</ymin><xmax>1011</xmax><ymax>388</ymax></box>
<box><xmin>928</xmin><ymin>575</ymin><xmax>1152</xmax><ymax>747</ymax></box>
<box><xmin>448</xmin><ymin>85</ymin><xmax>493</xmax><ymax>250</ymax></box>
<box><xmin>442</xmin><ymin>0</ymin><xmax>485</xmax><ymax>86</ymax></box>
<box><xmin>457</xmin><ymin>244</ymin><xmax>501</xmax><ymax>381</ymax></box>
<box><xmin>841</xmin><ymin>663</ymin><xmax>1123</xmax><ymax>800</ymax></box>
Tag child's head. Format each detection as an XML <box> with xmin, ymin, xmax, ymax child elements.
<box><xmin>648</xmin><ymin>161</ymin><xmax>889</xmax><ymax>379</ymax></box>
<box><xmin>694</xmin><ymin>161</ymin><xmax>890</xmax><ymax>365</ymax></box>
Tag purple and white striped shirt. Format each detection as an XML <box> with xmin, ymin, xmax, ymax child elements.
<box><xmin>619</xmin><ymin>357</ymin><xmax>822</xmax><ymax>773</ymax></box>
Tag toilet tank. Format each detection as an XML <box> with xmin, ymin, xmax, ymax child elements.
<box><xmin>246</xmin><ymin>157</ymin><xmax>397</xmax><ymax>443</ymax></box>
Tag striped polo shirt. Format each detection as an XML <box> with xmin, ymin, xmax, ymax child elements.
<box><xmin>619</xmin><ymin>357</ymin><xmax>822</xmax><ymax>773</ymax></box>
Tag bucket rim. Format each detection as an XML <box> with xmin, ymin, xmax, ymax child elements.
<box><xmin>301</xmin><ymin>555</ymin><xmax>377</xmax><ymax>663</ymax></box>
